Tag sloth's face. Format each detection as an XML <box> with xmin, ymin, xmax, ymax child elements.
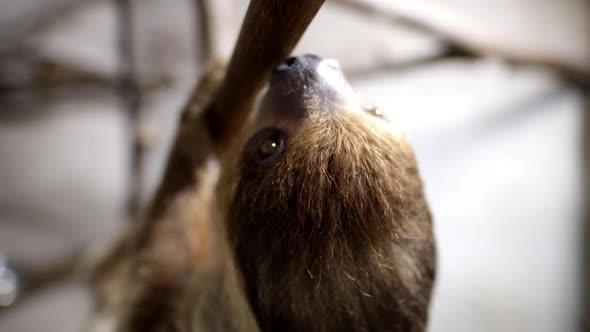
<box><xmin>242</xmin><ymin>54</ymin><xmax>395</xmax><ymax>171</ymax></box>
<box><xmin>218</xmin><ymin>54</ymin><xmax>429</xmax><ymax>254</ymax></box>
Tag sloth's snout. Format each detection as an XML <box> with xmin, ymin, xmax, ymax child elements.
<box><xmin>272</xmin><ymin>54</ymin><xmax>327</xmax><ymax>76</ymax></box>
<box><xmin>271</xmin><ymin>54</ymin><xmax>345</xmax><ymax>92</ymax></box>
<box><xmin>261</xmin><ymin>54</ymin><xmax>352</xmax><ymax>120</ymax></box>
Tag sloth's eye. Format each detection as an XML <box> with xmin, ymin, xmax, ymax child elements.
<box><xmin>246</xmin><ymin>128</ymin><xmax>286</xmax><ymax>167</ymax></box>
<box><xmin>258</xmin><ymin>138</ymin><xmax>280</xmax><ymax>157</ymax></box>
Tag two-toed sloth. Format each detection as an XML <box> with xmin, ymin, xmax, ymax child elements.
<box><xmin>104</xmin><ymin>54</ymin><xmax>435</xmax><ymax>332</ymax></box>
<box><xmin>216</xmin><ymin>54</ymin><xmax>436</xmax><ymax>332</ymax></box>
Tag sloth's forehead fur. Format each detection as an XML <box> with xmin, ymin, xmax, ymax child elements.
<box><xmin>218</xmin><ymin>105</ymin><xmax>427</xmax><ymax>249</ymax></box>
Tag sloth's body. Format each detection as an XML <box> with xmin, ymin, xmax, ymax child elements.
<box><xmin>217</xmin><ymin>54</ymin><xmax>436</xmax><ymax>332</ymax></box>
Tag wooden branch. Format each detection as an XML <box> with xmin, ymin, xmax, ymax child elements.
<box><xmin>204</xmin><ymin>0</ymin><xmax>326</xmax><ymax>149</ymax></box>
<box><xmin>194</xmin><ymin>0</ymin><xmax>213</xmax><ymax>64</ymax></box>
<box><xmin>332</xmin><ymin>0</ymin><xmax>590</xmax><ymax>82</ymax></box>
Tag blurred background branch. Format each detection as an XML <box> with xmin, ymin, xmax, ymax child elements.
<box><xmin>114</xmin><ymin>0</ymin><xmax>144</xmax><ymax>221</ymax></box>
<box><xmin>333</xmin><ymin>0</ymin><xmax>590</xmax><ymax>82</ymax></box>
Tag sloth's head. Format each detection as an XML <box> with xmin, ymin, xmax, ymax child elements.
<box><xmin>219</xmin><ymin>54</ymin><xmax>430</xmax><ymax>254</ymax></box>
<box><xmin>217</xmin><ymin>54</ymin><xmax>434</xmax><ymax>330</ymax></box>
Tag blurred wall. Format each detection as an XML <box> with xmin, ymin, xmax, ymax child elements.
<box><xmin>0</xmin><ymin>0</ymin><xmax>587</xmax><ymax>331</ymax></box>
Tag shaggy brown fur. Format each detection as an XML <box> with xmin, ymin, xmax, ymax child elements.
<box><xmin>87</xmin><ymin>65</ymin><xmax>259</xmax><ymax>332</ymax></box>
<box><xmin>217</xmin><ymin>56</ymin><xmax>436</xmax><ymax>332</ymax></box>
<box><xmin>91</xmin><ymin>56</ymin><xmax>435</xmax><ymax>332</ymax></box>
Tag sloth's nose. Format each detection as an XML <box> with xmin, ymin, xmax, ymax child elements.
<box><xmin>273</xmin><ymin>54</ymin><xmax>323</xmax><ymax>74</ymax></box>
<box><xmin>272</xmin><ymin>54</ymin><xmax>343</xmax><ymax>86</ymax></box>
<box><xmin>259</xmin><ymin>54</ymin><xmax>354</xmax><ymax>121</ymax></box>
<box><xmin>269</xmin><ymin>54</ymin><xmax>348</xmax><ymax>102</ymax></box>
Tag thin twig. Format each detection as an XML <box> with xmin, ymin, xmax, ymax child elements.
<box><xmin>332</xmin><ymin>0</ymin><xmax>590</xmax><ymax>82</ymax></box>
<box><xmin>194</xmin><ymin>0</ymin><xmax>213</xmax><ymax>65</ymax></box>
<box><xmin>192</xmin><ymin>0</ymin><xmax>243</xmax><ymax>66</ymax></box>
<box><xmin>115</xmin><ymin>0</ymin><xmax>144</xmax><ymax>221</ymax></box>
<box><xmin>345</xmin><ymin>45</ymin><xmax>471</xmax><ymax>80</ymax></box>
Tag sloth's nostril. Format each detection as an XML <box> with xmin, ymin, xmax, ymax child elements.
<box><xmin>274</xmin><ymin>54</ymin><xmax>320</xmax><ymax>73</ymax></box>
<box><xmin>285</xmin><ymin>56</ymin><xmax>297</xmax><ymax>66</ymax></box>
<box><xmin>273</xmin><ymin>56</ymin><xmax>298</xmax><ymax>73</ymax></box>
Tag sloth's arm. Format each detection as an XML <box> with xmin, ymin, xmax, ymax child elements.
<box><xmin>88</xmin><ymin>2</ymin><xmax>325</xmax><ymax>332</ymax></box>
